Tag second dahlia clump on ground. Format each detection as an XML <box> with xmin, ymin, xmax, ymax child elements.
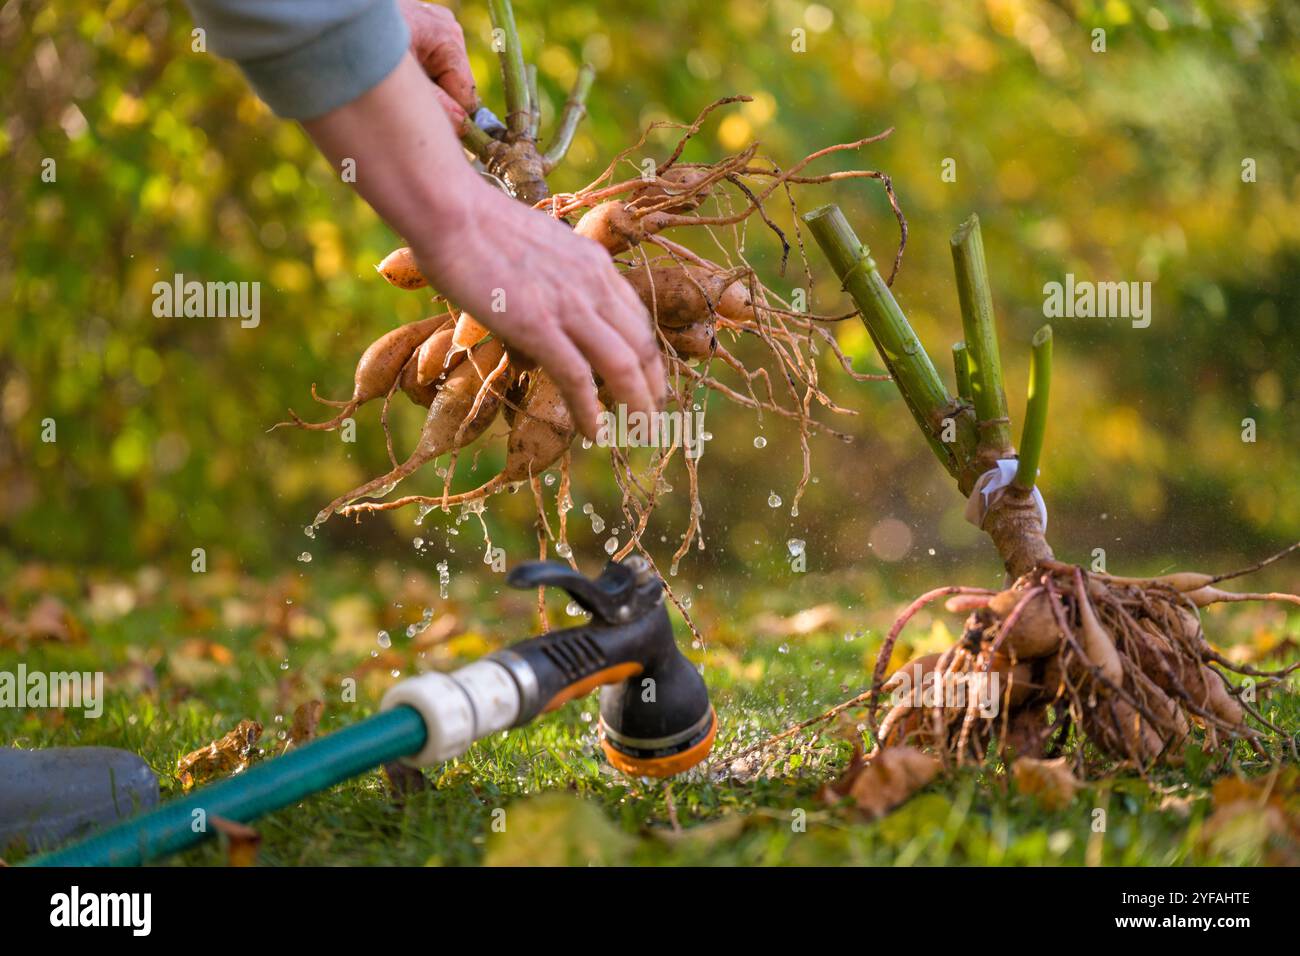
<box><xmin>792</xmin><ymin>205</ymin><xmax>1299</xmax><ymax>779</ymax></box>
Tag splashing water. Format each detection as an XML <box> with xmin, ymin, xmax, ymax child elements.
<box><xmin>436</xmin><ymin>560</ymin><xmax>450</xmax><ymax>599</ymax></box>
<box><xmin>406</xmin><ymin>607</ymin><xmax>434</xmax><ymax>638</ymax></box>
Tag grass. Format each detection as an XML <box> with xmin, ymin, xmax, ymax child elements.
<box><xmin>2</xmin><ymin>555</ymin><xmax>1297</xmax><ymax>866</ymax></box>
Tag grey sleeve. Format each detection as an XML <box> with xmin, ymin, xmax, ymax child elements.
<box><xmin>185</xmin><ymin>0</ymin><xmax>411</xmax><ymax>120</ymax></box>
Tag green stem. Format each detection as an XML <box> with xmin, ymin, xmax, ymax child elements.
<box><xmin>525</xmin><ymin>64</ymin><xmax>541</xmax><ymax>140</ymax></box>
<box><xmin>950</xmin><ymin>215</ymin><xmax>1013</xmax><ymax>458</ymax></box>
<box><xmin>1014</xmin><ymin>325</ymin><xmax>1053</xmax><ymax>490</ymax></box>
<box><xmin>543</xmin><ymin>63</ymin><xmax>595</xmax><ymax>172</ymax></box>
<box><xmin>805</xmin><ymin>204</ymin><xmax>979</xmax><ymax>482</ymax></box>
<box><xmin>488</xmin><ymin>0</ymin><xmax>529</xmax><ymax>137</ymax></box>
<box><xmin>952</xmin><ymin>341</ymin><xmax>972</xmax><ymax>403</ymax></box>
<box><xmin>460</xmin><ymin>119</ymin><xmax>496</xmax><ymax>163</ymax></box>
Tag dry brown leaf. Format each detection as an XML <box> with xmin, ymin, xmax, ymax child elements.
<box><xmin>282</xmin><ymin>699</ymin><xmax>324</xmax><ymax>753</ymax></box>
<box><xmin>176</xmin><ymin>719</ymin><xmax>262</xmax><ymax>790</ymax></box>
<box><xmin>210</xmin><ymin>815</ymin><xmax>261</xmax><ymax>867</ymax></box>
<box><xmin>1012</xmin><ymin>756</ymin><xmax>1082</xmax><ymax>810</ymax></box>
<box><xmin>754</xmin><ymin>603</ymin><xmax>840</xmax><ymax>638</ymax></box>
<box><xmin>1199</xmin><ymin>769</ymin><xmax>1300</xmax><ymax>865</ymax></box>
<box><xmin>22</xmin><ymin>595</ymin><xmax>86</xmax><ymax>643</ymax></box>
<box><xmin>822</xmin><ymin>745</ymin><xmax>940</xmax><ymax>819</ymax></box>
<box><xmin>382</xmin><ymin>761</ymin><xmax>429</xmax><ymax>805</ymax></box>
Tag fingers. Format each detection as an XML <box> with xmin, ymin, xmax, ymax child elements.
<box><xmin>404</xmin><ymin>2</ymin><xmax>479</xmax><ymax>115</ymax></box>
<box><xmin>566</xmin><ymin>308</ymin><xmax>660</xmax><ymax>427</ymax></box>
<box><xmin>533</xmin><ymin>335</ymin><xmax>602</xmax><ymax>440</ymax></box>
<box><xmin>598</xmin><ymin>267</ymin><xmax>667</xmax><ymax>408</ymax></box>
<box><xmin>431</xmin><ymin>83</ymin><xmax>468</xmax><ymax>129</ymax></box>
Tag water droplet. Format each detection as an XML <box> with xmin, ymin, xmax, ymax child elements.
<box><xmin>581</xmin><ymin>437</ymin><xmax>593</xmax><ymax>449</ymax></box>
<box><xmin>390</xmin><ymin>669</ymin><xmax>401</xmax><ymax>678</ymax></box>
<box><xmin>556</xmin><ymin>542</ymin><xmax>572</xmax><ymax>558</ymax></box>
<box><xmin>582</xmin><ymin>503</ymin><xmax>593</xmax><ymax>515</ymax></box>
<box><xmin>681</xmin><ymin>595</ymin><xmax>693</xmax><ymax>609</ymax></box>
<box><xmin>436</xmin><ymin>560</ymin><xmax>450</xmax><ymax>599</ymax></box>
<box><xmin>544</xmin><ymin>473</ymin><xmax>556</xmax><ymax>486</ymax></box>
<box><xmin>303</xmin><ymin>525</ymin><xmax>316</xmax><ymax>539</ymax></box>
<box><xmin>297</xmin><ymin>551</ymin><xmax>312</xmax><ymax>563</ymax></box>
<box><xmin>279</xmin><ymin>659</ymin><xmax>290</xmax><ymax>670</ymax></box>
<box><xmin>274</xmin><ymin>714</ymin><xmax>284</xmax><ymax>724</ymax></box>
<box><xmin>768</xmin><ymin>491</ymin><xmax>782</xmax><ymax>508</ymax></box>
<box><xmin>590</xmin><ymin>514</ymin><xmax>606</xmax><ymax>534</ymax></box>
<box><xmin>787</xmin><ymin>538</ymin><xmax>806</xmax><ymax>557</ymax></box>
<box><xmin>604</xmin><ymin>537</ymin><xmax>618</xmax><ymax>555</ymax></box>
<box><xmin>566</xmin><ymin>601</ymin><xmax>585</xmax><ymax>617</ymax></box>
<box><xmin>753</xmin><ymin>435</ymin><xmax>767</xmax><ymax>448</ymax></box>
<box><xmin>778</xmin><ymin>643</ymin><xmax>790</xmax><ymax>654</ymax></box>
<box><xmin>413</xmin><ymin>537</ymin><xmax>424</xmax><ymax>550</ymax></box>
<box><xmin>928</xmin><ymin>548</ymin><xmax>936</xmax><ymax>556</ymax></box>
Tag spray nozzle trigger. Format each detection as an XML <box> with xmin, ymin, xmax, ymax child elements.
<box><xmin>506</xmin><ymin>557</ymin><xmax>662</xmax><ymax>626</ymax></box>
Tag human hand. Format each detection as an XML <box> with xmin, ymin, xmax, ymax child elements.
<box><xmin>415</xmin><ymin>180</ymin><xmax>666</xmax><ymax>439</ymax></box>
<box><xmin>398</xmin><ymin>0</ymin><xmax>478</xmax><ymax>127</ymax></box>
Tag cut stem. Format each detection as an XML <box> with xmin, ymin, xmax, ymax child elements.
<box><xmin>488</xmin><ymin>0</ymin><xmax>529</xmax><ymax>137</ymax></box>
<box><xmin>950</xmin><ymin>215</ymin><xmax>1013</xmax><ymax>458</ymax></box>
<box><xmin>952</xmin><ymin>341</ymin><xmax>972</xmax><ymax>404</ymax></box>
<box><xmin>1015</xmin><ymin>325</ymin><xmax>1053</xmax><ymax>491</ymax></box>
<box><xmin>543</xmin><ymin>63</ymin><xmax>595</xmax><ymax>172</ymax></box>
<box><xmin>805</xmin><ymin>204</ymin><xmax>979</xmax><ymax>483</ymax></box>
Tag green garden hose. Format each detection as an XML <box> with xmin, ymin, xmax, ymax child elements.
<box><xmin>28</xmin><ymin>706</ymin><xmax>426</xmax><ymax>867</ymax></box>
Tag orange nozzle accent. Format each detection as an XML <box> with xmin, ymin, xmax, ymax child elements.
<box><xmin>542</xmin><ymin>662</ymin><xmax>643</xmax><ymax>713</ymax></box>
<box><xmin>601</xmin><ymin>708</ymin><xmax>717</xmax><ymax>779</ymax></box>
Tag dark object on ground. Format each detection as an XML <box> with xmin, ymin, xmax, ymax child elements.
<box><xmin>0</xmin><ymin>747</ymin><xmax>159</xmax><ymax>852</ymax></box>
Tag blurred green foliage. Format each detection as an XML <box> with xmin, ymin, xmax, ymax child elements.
<box><xmin>2</xmin><ymin>0</ymin><xmax>1298</xmax><ymax>581</ymax></box>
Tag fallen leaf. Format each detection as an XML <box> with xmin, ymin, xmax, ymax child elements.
<box><xmin>1200</xmin><ymin>769</ymin><xmax>1300</xmax><ymax>865</ymax></box>
<box><xmin>210</xmin><ymin>816</ymin><xmax>261</xmax><ymax>867</ymax></box>
<box><xmin>177</xmin><ymin>719</ymin><xmax>262</xmax><ymax>790</ymax></box>
<box><xmin>1012</xmin><ymin>756</ymin><xmax>1082</xmax><ymax>810</ymax></box>
<box><xmin>754</xmin><ymin>603</ymin><xmax>840</xmax><ymax>638</ymax></box>
<box><xmin>22</xmin><ymin>595</ymin><xmax>86</xmax><ymax>643</ymax></box>
<box><xmin>282</xmin><ymin>699</ymin><xmax>324</xmax><ymax>753</ymax></box>
<box><xmin>822</xmin><ymin>745</ymin><xmax>940</xmax><ymax>819</ymax></box>
<box><xmin>382</xmin><ymin>761</ymin><xmax>429</xmax><ymax>805</ymax></box>
<box><xmin>484</xmin><ymin>793</ymin><xmax>635</xmax><ymax>866</ymax></box>
<box><xmin>653</xmin><ymin>813</ymin><xmax>746</xmax><ymax>847</ymax></box>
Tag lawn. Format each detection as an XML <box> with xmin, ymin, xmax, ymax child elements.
<box><xmin>2</xmin><ymin>555</ymin><xmax>1297</xmax><ymax>866</ymax></box>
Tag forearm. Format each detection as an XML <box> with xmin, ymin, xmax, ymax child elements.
<box><xmin>303</xmin><ymin>53</ymin><xmax>483</xmax><ymax>274</ymax></box>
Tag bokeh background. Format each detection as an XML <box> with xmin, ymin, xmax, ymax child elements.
<box><xmin>3</xmin><ymin>0</ymin><xmax>1298</xmax><ymax>596</ymax></box>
